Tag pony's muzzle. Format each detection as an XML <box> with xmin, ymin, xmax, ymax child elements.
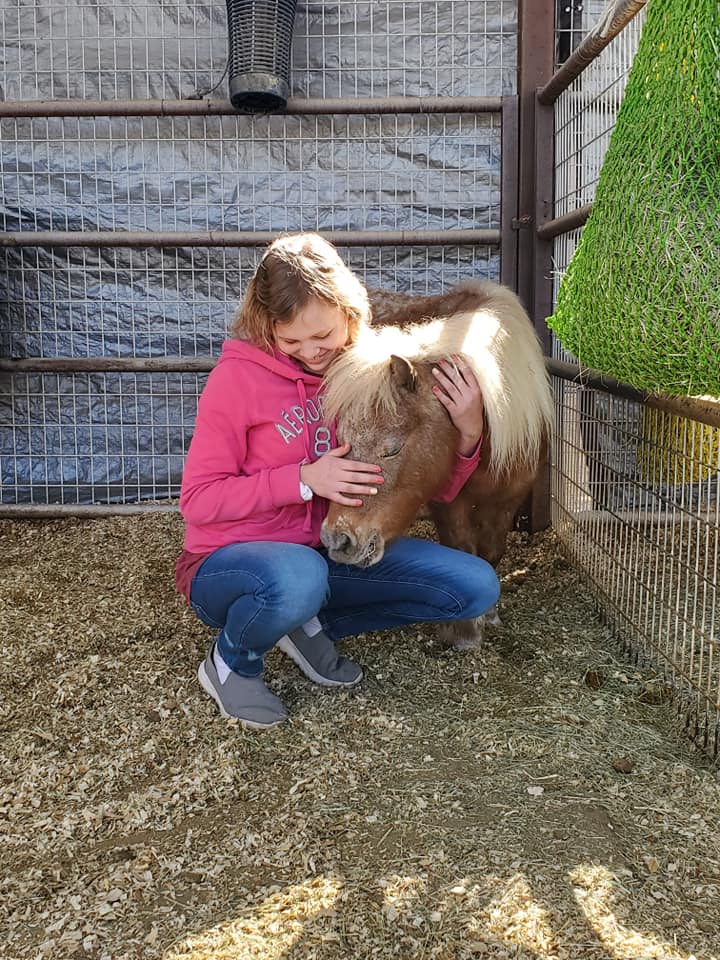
<box><xmin>320</xmin><ymin>525</ymin><xmax>354</xmax><ymax>556</ymax></box>
<box><xmin>320</xmin><ymin>521</ymin><xmax>384</xmax><ymax>567</ymax></box>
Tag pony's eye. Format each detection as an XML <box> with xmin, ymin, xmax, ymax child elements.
<box><xmin>382</xmin><ymin>443</ymin><xmax>404</xmax><ymax>459</ymax></box>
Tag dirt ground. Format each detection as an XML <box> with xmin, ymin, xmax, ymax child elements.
<box><xmin>1</xmin><ymin>514</ymin><xmax>719</xmax><ymax>960</ymax></box>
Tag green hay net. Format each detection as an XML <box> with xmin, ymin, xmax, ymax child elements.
<box><xmin>547</xmin><ymin>0</ymin><xmax>720</xmax><ymax>397</ymax></box>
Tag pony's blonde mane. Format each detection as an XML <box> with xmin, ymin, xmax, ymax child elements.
<box><xmin>324</xmin><ymin>281</ymin><xmax>553</xmax><ymax>475</ymax></box>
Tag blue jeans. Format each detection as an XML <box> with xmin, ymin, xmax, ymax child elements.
<box><xmin>189</xmin><ymin>537</ymin><xmax>500</xmax><ymax>677</ymax></box>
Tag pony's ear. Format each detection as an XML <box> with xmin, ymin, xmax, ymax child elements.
<box><xmin>389</xmin><ymin>354</ymin><xmax>417</xmax><ymax>392</ymax></box>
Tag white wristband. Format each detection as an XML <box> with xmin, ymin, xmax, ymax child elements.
<box><xmin>299</xmin><ymin>479</ymin><xmax>314</xmax><ymax>502</ymax></box>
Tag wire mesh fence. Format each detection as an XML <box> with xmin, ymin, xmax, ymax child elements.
<box><xmin>0</xmin><ymin>1</ymin><xmax>513</xmax><ymax>507</ymax></box>
<box><xmin>554</xmin><ymin>0</ymin><xmax>585</xmax><ymax>66</ymax></box>
<box><xmin>3</xmin><ymin>370</ymin><xmax>202</xmax><ymax>505</ymax></box>
<box><xmin>0</xmin><ymin>241</ymin><xmax>498</xmax><ymax>507</ymax></box>
<box><xmin>0</xmin><ymin>113</ymin><xmax>502</xmax><ymax>239</ymax></box>
<box><xmin>551</xmin><ymin>3</ymin><xmax>720</xmax><ymax>755</ymax></box>
<box><xmin>0</xmin><ymin>0</ymin><xmax>518</xmax><ymax>101</ymax></box>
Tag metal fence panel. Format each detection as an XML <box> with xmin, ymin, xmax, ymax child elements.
<box><xmin>550</xmin><ymin>3</ymin><xmax>720</xmax><ymax>754</ymax></box>
<box><xmin>0</xmin><ymin>1</ymin><xmax>516</xmax><ymax>505</ymax></box>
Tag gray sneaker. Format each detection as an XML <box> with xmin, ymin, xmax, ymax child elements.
<box><xmin>276</xmin><ymin>627</ymin><xmax>363</xmax><ymax>687</ymax></box>
<box><xmin>197</xmin><ymin>646</ymin><xmax>288</xmax><ymax>728</ymax></box>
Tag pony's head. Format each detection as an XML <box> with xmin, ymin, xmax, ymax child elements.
<box><xmin>321</xmin><ymin>337</ymin><xmax>459</xmax><ymax>566</ymax></box>
<box><xmin>320</xmin><ymin>282</ymin><xmax>552</xmax><ymax>567</ymax></box>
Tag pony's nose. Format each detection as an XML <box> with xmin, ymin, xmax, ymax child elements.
<box><xmin>320</xmin><ymin>524</ymin><xmax>356</xmax><ymax>557</ymax></box>
<box><xmin>332</xmin><ymin>532</ymin><xmax>354</xmax><ymax>555</ymax></box>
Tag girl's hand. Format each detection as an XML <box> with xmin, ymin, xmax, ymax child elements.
<box><xmin>432</xmin><ymin>355</ymin><xmax>485</xmax><ymax>455</ymax></box>
<box><xmin>300</xmin><ymin>444</ymin><xmax>384</xmax><ymax>506</ymax></box>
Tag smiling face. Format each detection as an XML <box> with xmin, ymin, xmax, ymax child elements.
<box><xmin>273</xmin><ymin>297</ymin><xmax>349</xmax><ymax>374</ymax></box>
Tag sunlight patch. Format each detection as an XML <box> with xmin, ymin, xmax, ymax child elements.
<box><xmin>163</xmin><ymin>875</ymin><xmax>343</xmax><ymax>960</ymax></box>
<box><xmin>465</xmin><ymin>873</ymin><xmax>559</xmax><ymax>956</ymax></box>
<box><xmin>571</xmin><ymin>863</ymin><xmax>697</xmax><ymax>959</ymax></box>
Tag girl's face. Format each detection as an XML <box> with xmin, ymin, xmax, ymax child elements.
<box><xmin>273</xmin><ymin>297</ymin><xmax>349</xmax><ymax>374</ymax></box>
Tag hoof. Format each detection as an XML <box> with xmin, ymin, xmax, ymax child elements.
<box><xmin>438</xmin><ymin>617</ymin><xmax>486</xmax><ymax>650</ymax></box>
<box><xmin>449</xmin><ymin>634</ymin><xmax>485</xmax><ymax>651</ymax></box>
<box><xmin>483</xmin><ymin>604</ymin><xmax>503</xmax><ymax>628</ymax></box>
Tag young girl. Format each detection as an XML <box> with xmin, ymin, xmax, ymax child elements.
<box><xmin>176</xmin><ymin>233</ymin><xmax>500</xmax><ymax>728</ymax></box>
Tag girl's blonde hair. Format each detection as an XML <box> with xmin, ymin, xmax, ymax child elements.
<box><xmin>231</xmin><ymin>233</ymin><xmax>370</xmax><ymax>351</ymax></box>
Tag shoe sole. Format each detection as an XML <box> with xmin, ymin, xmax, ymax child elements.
<box><xmin>276</xmin><ymin>635</ymin><xmax>363</xmax><ymax>687</ymax></box>
<box><xmin>197</xmin><ymin>662</ymin><xmax>286</xmax><ymax>729</ymax></box>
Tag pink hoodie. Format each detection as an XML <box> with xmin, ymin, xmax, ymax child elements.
<box><xmin>180</xmin><ymin>338</ymin><xmax>331</xmax><ymax>554</ymax></box>
<box><xmin>176</xmin><ymin>338</ymin><xmax>481</xmax><ymax>600</ymax></box>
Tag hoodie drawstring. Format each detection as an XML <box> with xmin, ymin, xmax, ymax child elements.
<box><xmin>295</xmin><ymin>378</ymin><xmax>315</xmax><ymax>533</ymax></box>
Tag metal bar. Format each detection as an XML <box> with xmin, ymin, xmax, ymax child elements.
<box><xmin>500</xmin><ymin>96</ymin><xmax>520</xmax><ymax>291</ymax></box>
<box><xmin>4</xmin><ymin>359</ymin><xmax>717</xmax><ymax>519</ymax></box>
<box><xmin>0</xmin><ymin>96</ymin><xmax>503</xmax><ymax>119</ymax></box>
<box><xmin>0</xmin><ymin>503</ymin><xmax>178</xmax><ymax>518</ymax></box>
<box><xmin>529</xmin><ymin>92</ymin><xmax>556</xmax><ymax>532</ymax></box>
<box><xmin>517</xmin><ymin>0</ymin><xmax>556</xmax><ymax>533</ymax></box>
<box><xmin>537</xmin><ymin>202</ymin><xmax>592</xmax><ymax>240</ymax></box>
<box><xmin>548</xmin><ymin>358</ymin><xmax>720</xmax><ymax>430</ymax></box>
<box><xmin>533</xmin><ymin>97</ymin><xmax>555</xmax><ymax>356</ymax></box>
<box><xmin>0</xmin><ymin>357</ymin><xmax>215</xmax><ymax>374</ymax></box>
<box><xmin>516</xmin><ymin>0</ymin><xmax>555</xmax><ymax>315</ymax></box>
<box><xmin>0</xmin><ymin>228</ymin><xmax>501</xmax><ymax>250</ymax></box>
<box><xmin>7</xmin><ymin>362</ymin><xmax>717</xmax><ymax>424</ymax></box>
<box><xmin>538</xmin><ymin>0</ymin><xmax>648</xmax><ymax>105</ymax></box>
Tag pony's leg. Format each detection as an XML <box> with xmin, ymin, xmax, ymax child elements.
<box><xmin>429</xmin><ymin>476</ymin><xmax>534</xmax><ymax>649</ymax></box>
<box><xmin>427</xmin><ymin>497</ymin><xmax>495</xmax><ymax>649</ymax></box>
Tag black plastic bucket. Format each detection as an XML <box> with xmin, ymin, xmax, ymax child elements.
<box><xmin>225</xmin><ymin>0</ymin><xmax>298</xmax><ymax>112</ymax></box>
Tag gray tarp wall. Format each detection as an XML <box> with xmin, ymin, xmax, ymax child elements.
<box><xmin>0</xmin><ymin>0</ymin><xmax>518</xmax><ymax>505</ymax></box>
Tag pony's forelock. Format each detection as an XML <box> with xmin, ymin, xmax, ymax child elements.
<box><xmin>323</xmin><ymin>319</ymin><xmax>445</xmax><ymax>423</ymax></box>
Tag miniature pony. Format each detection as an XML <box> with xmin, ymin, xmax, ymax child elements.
<box><xmin>320</xmin><ymin>280</ymin><xmax>553</xmax><ymax>648</ymax></box>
